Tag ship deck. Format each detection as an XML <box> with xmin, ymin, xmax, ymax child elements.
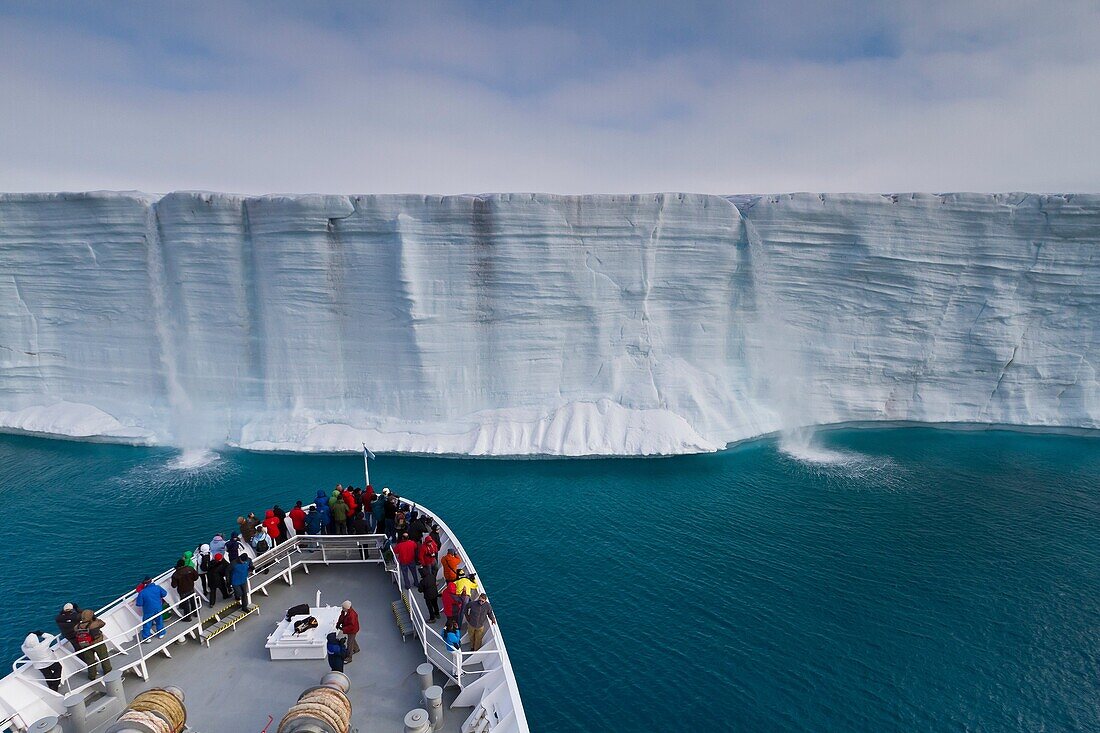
<box><xmin>3</xmin><ymin>512</ymin><xmax>525</xmax><ymax>733</ymax></box>
<box><xmin>103</xmin><ymin>561</ymin><xmax>464</xmax><ymax>733</ymax></box>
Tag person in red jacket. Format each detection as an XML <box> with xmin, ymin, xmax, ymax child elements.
<box><xmin>418</xmin><ymin>534</ymin><xmax>439</xmax><ymax>578</ymax></box>
<box><xmin>337</xmin><ymin>600</ymin><xmax>360</xmax><ymax>662</ymax></box>
<box><xmin>262</xmin><ymin>509</ymin><xmax>282</xmax><ymax>544</ymax></box>
<box><xmin>289</xmin><ymin>501</ymin><xmax>307</xmax><ymax>535</ymax></box>
<box><xmin>341</xmin><ymin>487</ymin><xmax>357</xmax><ymax>516</ymax></box>
<box><xmin>441</xmin><ymin>579</ymin><xmax>459</xmax><ymax>627</ymax></box>
<box><xmin>393</xmin><ymin>533</ymin><xmax>419</xmax><ymax>590</ymax></box>
<box><xmin>362</xmin><ymin>484</ymin><xmax>378</xmax><ymax>532</ymax></box>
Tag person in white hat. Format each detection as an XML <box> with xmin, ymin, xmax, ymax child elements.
<box><xmin>337</xmin><ymin>600</ymin><xmax>360</xmax><ymax>662</ymax></box>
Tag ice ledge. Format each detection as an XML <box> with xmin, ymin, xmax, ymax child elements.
<box><xmin>234</xmin><ymin>400</ymin><xmax>722</xmax><ymax>457</ymax></box>
<box><xmin>0</xmin><ymin>402</ymin><xmax>157</xmax><ymax>444</ymax></box>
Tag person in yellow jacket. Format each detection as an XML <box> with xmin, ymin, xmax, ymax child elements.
<box><xmin>453</xmin><ymin>569</ymin><xmax>477</xmax><ymax>630</ymax></box>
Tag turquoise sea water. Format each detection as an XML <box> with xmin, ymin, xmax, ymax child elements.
<box><xmin>0</xmin><ymin>428</ymin><xmax>1097</xmax><ymax>732</ymax></box>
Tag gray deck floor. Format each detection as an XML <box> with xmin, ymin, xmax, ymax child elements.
<box><xmin>114</xmin><ymin>562</ymin><xmax>464</xmax><ymax>733</ymax></box>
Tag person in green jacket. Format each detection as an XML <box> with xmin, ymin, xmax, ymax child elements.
<box><xmin>331</xmin><ymin>496</ymin><xmax>350</xmax><ymax>534</ymax></box>
<box><xmin>182</xmin><ymin>550</ymin><xmax>196</xmax><ymax>569</ymax></box>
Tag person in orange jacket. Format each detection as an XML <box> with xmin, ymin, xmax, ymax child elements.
<box><xmin>441</xmin><ymin>548</ymin><xmax>462</xmax><ymax>582</ymax></box>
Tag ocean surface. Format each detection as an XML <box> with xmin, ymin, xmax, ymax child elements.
<box><xmin>0</xmin><ymin>427</ymin><xmax>1097</xmax><ymax>732</ymax></box>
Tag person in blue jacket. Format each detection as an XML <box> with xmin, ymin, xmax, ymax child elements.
<box><xmin>229</xmin><ymin>556</ymin><xmax>254</xmax><ymax>612</ymax></box>
<box><xmin>326</xmin><ymin>632</ymin><xmax>346</xmax><ymax>672</ymax></box>
<box><xmin>135</xmin><ymin>577</ymin><xmax>168</xmax><ymax>641</ymax></box>
<box><xmin>442</xmin><ymin>619</ymin><xmax>462</xmax><ymax>652</ymax></box>
<box><xmin>314</xmin><ymin>490</ymin><xmax>332</xmax><ymax>533</ymax></box>
<box><xmin>371</xmin><ymin>493</ymin><xmax>386</xmax><ymax>535</ymax></box>
<box><xmin>304</xmin><ymin>507</ymin><xmax>323</xmax><ymax>535</ymax></box>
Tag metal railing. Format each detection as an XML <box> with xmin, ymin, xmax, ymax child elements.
<box><xmin>11</xmin><ymin>593</ymin><xmax>204</xmax><ymax>697</ymax></box>
<box><xmin>2</xmin><ymin>533</ymin><xmax>386</xmax><ymax>731</ymax></box>
<box><xmin>398</xmin><ymin>501</ymin><xmax>528</xmax><ymax>732</ymax></box>
<box><xmin>2</xmin><ymin>501</ymin><xmax>528</xmax><ymax>733</ymax></box>
<box><xmin>391</xmin><ymin>521</ymin><xmax>504</xmax><ymax>690</ymax></box>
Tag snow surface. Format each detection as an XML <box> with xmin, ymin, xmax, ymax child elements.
<box><xmin>0</xmin><ymin>191</ymin><xmax>1096</xmax><ymax>455</ymax></box>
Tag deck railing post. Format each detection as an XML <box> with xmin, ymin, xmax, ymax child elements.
<box><xmin>138</xmin><ymin>644</ymin><xmax>148</xmax><ymax>681</ymax></box>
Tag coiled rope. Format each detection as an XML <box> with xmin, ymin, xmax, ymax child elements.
<box><xmin>277</xmin><ymin>685</ymin><xmax>352</xmax><ymax>733</ymax></box>
<box><xmin>118</xmin><ymin>688</ymin><xmax>186</xmax><ymax>733</ymax></box>
<box><xmin>115</xmin><ymin>710</ymin><xmax>174</xmax><ymax>733</ymax></box>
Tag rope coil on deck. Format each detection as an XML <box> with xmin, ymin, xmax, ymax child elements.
<box><xmin>277</xmin><ymin>683</ymin><xmax>353</xmax><ymax>733</ymax></box>
<box><xmin>114</xmin><ymin>710</ymin><xmax>174</xmax><ymax>733</ymax></box>
<box><xmin>108</xmin><ymin>687</ymin><xmax>186</xmax><ymax>733</ymax></box>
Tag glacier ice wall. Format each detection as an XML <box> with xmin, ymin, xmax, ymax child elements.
<box><xmin>0</xmin><ymin>191</ymin><xmax>1096</xmax><ymax>455</ymax></box>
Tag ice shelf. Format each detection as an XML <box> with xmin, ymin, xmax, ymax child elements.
<box><xmin>0</xmin><ymin>191</ymin><xmax>1096</xmax><ymax>455</ymax></box>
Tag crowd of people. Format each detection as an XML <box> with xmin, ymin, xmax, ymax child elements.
<box><xmin>22</xmin><ymin>482</ymin><xmax>496</xmax><ymax>690</ymax></box>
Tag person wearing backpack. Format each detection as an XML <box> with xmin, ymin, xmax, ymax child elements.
<box><xmin>252</xmin><ymin>525</ymin><xmax>272</xmax><ymax>553</ymax></box>
<box><xmin>418</xmin><ymin>533</ymin><xmax>439</xmax><ymax>579</ymax></box>
<box><xmin>74</xmin><ymin>609</ymin><xmax>112</xmax><ymax>680</ymax></box>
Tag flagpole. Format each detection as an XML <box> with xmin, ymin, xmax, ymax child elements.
<box><xmin>363</xmin><ymin>444</ymin><xmax>371</xmax><ymax>487</ymax></box>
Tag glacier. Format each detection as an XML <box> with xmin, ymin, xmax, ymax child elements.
<box><xmin>0</xmin><ymin>191</ymin><xmax>1096</xmax><ymax>456</ymax></box>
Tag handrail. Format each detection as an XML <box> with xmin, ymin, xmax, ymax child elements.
<box><xmin>12</xmin><ymin>591</ymin><xmax>205</xmax><ymax>705</ymax></box>
<box><xmin>3</xmin><ymin>501</ymin><xmax>528</xmax><ymax>733</ymax></box>
<box><xmin>12</xmin><ymin>534</ymin><xmax>384</xmax><ymax>679</ymax></box>
<box><xmin>401</xmin><ymin>499</ymin><xmax>528</xmax><ymax>731</ymax></box>
<box><xmin>392</xmin><ymin>501</ymin><xmax>509</xmax><ymax>692</ymax></box>
<box><xmin>12</xmin><ymin>591</ymin><xmax>202</xmax><ymax>674</ymax></box>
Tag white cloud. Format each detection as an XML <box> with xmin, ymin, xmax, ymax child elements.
<box><xmin>0</xmin><ymin>1</ymin><xmax>1098</xmax><ymax>194</ymax></box>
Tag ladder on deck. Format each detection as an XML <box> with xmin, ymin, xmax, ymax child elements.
<box><xmin>391</xmin><ymin>592</ymin><xmax>414</xmax><ymax>641</ymax></box>
<box><xmin>199</xmin><ymin>601</ymin><xmax>260</xmax><ymax>646</ymax></box>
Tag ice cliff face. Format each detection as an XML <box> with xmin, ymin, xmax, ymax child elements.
<box><xmin>0</xmin><ymin>191</ymin><xmax>1096</xmax><ymax>455</ymax></box>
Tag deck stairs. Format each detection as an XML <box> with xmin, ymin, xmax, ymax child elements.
<box><xmin>391</xmin><ymin>591</ymin><xmax>414</xmax><ymax>640</ymax></box>
<box><xmin>198</xmin><ymin>601</ymin><xmax>260</xmax><ymax>645</ymax></box>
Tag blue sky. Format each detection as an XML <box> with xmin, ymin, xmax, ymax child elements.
<box><xmin>1</xmin><ymin>0</ymin><xmax>1098</xmax><ymax>193</ymax></box>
